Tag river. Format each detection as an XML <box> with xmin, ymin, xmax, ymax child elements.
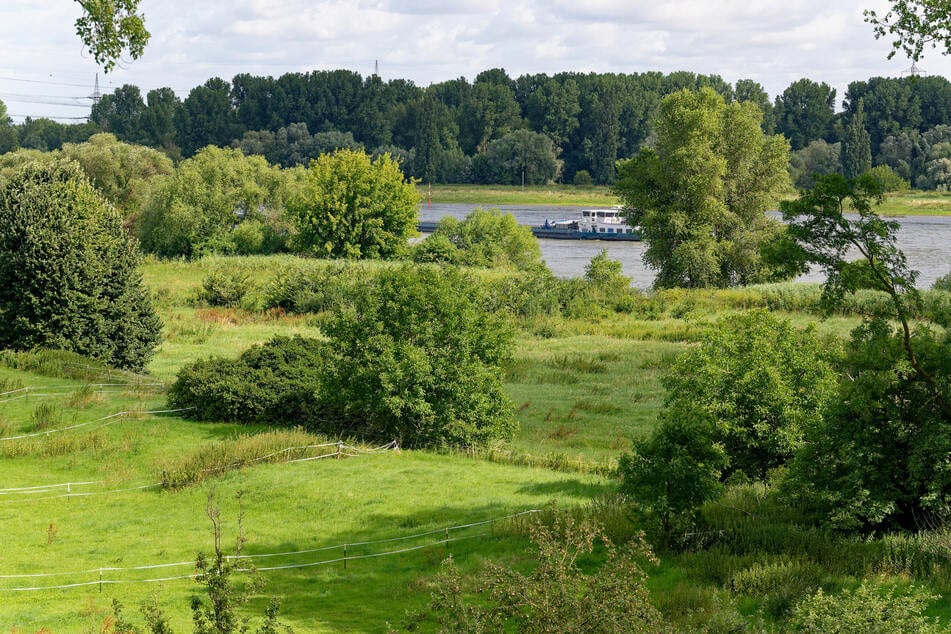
<box><xmin>419</xmin><ymin>203</ymin><xmax>951</xmax><ymax>290</ymax></box>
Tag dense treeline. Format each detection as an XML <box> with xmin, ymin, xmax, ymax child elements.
<box><xmin>3</xmin><ymin>69</ymin><xmax>951</xmax><ymax>187</ymax></box>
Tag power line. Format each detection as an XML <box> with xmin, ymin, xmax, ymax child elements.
<box><xmin>0</xmin><ymin>75</ymin><xmax>96</xmax><ymax>89</ymax></box>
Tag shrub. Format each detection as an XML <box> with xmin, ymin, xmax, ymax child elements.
<box><xmin>572</xmin><ymin>169</ymin><xmax>594</xmax><ymax>186</ymax></box>
<box><xmin>410</xmin><ymin>513</ymin><xmax>664</xmax><ymax>632</ymax></box>
<box><xmin>0</xmin><ymin>160</ymin><xmax>161</xmax><ymax>370</ymax></box>
<box><xmin>428</xmin><ymin>207</ymin><xmax>544</xmax><ymax>271</ymax></box>
<box><xmin>932</xmin><ymin>272</ymin><xmax>951</xmax><ymax>292</ymax></box>
<box><xmin>662</xmin><ymin>310</ymin><xmax>838</xmax><ymax>480</ymax></box>
<box><xmin>320</xmin><ymin>264</ymin><xmax>517</xmax><ymax>448</ymax></box>
<box><xmin>288</xmin><ymin>149</ymin><xmax>419</xmax><ymax>259</ymax></box>
<box><xmin>168</xmin><ymin>336</ymin><xmax>329</xmax><ymax>426</ymax></box>
<box><xmin>196</xmin><ymin>268</ymin><xmax>254</xmax><ymax>308</ymax></box>
<box><xmin>865</xmin><ymin>164</ymin><xmax>910</xmax><ymax>192</ymax></box>
<box><xmin>172</xmin><ymin>265</ymin><xmax>517</xmax><ymax>449</ymax></box>
<box><xmin>790</xmin><ymin>580</ymin><xmax>941</xmax><ymax>633</ymax></box>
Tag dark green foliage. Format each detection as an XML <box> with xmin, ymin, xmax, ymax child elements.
<box><xmin>410</xmin><ymin>513</ymin><xmax>664</xmax><ymax>633</ymax></box>
<box><xmin>661</xmin><ymin>310</ymin><xmax>837</xmax><ymax>480</ymax></box>
<box><xmin>786</xmin><ymin>319</ymin><xmax>951</xmax><ymax>530</ymax></box>
<box><xmin>168</xmin><ymin>336</ymin><xmax>327</xmax><ymax>426</ymax></box>
<box><xmin>470</xmin><ymin>129</ymin><xmax>561</xmax><ymax>185</ymax></box>
<box><xmin>781</xmin><ymin>173</ymin><xmax>951</xmax><ymax>530</ymax></box>
<box><xmin>618</xmin><ymin>408</ymin><xmax>728</xmax><ymax>538</ymax></box>
<box><xmin>319</xmin><ymin>265</ymin><xmax>517</xmax><ymax>448</ymax></box>
<box><xmin>774</xmin><ymin>79</ymin><xmax>836</xmax><ymax>151</ymax></box>
<box><xmin>174</xmin><ymin>265</ymin><xmax>516</xmax><ymax>448</ymax></box>
<box><xmin>840</xmin><ymin>101</ymin><xmax>872</xmax><ymax>179</ymax></box>
<box><xmin>0</xmin><ymin>160</ymin><xmax>161</xmax><ymax>371</ymax></box>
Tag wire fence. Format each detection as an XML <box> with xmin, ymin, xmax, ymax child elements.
<box><xmin>0</xmin><ymin>382</ymin><xmax>164</xmax><ymax>403</ymax></box>
<box><xmin>0</xmin><ymin>440</ymin><xmax>399</xmax><ymax>505</ymax></box>
<box><xmin>0</xmin><ymin>407</ymin><xmax>194</xmax><ymax>442</ymax></box>
<box><xmin>0</xmin><ymin>509</ymin><xmax>541</xmax><ymax>592</ymax></box>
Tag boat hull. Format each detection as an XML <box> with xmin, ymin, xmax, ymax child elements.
<box><xmin>531</xmin><ymin>226</ymin><xmax>641</xmax><ymax>241</ymax></box>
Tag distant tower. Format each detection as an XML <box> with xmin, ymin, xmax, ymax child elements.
<box><xmin>901</xmin><ymin>62</ymin><xmax>927</xmax><ymax>77</ymax></box>
<box><xmin>87</xmin><ymin>74</ymin><xmax>102</xmax><ymax>122</ymax></box>
<box><xmin>374</xmin><ymin>59</ymin><xmax>379</xmax><ymax>77</ymax></box>
<box><xmin>89</xmin><ymin>73</ymin><xmax>101</xmax><ymax>104</ymax></box>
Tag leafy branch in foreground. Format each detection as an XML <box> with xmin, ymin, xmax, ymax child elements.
<box><xmin>864</xmin><ymin>0</ymin><xmax>951</xmax><ymax>61</ymax></box>
<box><xmin>74</xmin><ymin>0</ymin><xmax>150</xmax><ymax>72</ymax></box>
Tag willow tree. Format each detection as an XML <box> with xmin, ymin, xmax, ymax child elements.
<box><xmin>615</xmin><ymin>87</ymin><xmax>794</xmax><ymax>289</ymax></box>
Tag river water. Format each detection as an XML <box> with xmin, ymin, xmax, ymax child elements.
<box><xmin>419</xmin><ymin>203</ymin><xmax>951</xmax><ymax>290</ymax></box>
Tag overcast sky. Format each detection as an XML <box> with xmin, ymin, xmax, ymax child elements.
<box><xmin>0</xmin><ymin>0</ymin><xmax>948</xmax><ymax>124</ymax></box>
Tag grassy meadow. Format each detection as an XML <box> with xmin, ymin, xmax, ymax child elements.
<box><xmin>3</xmin><ymin>255</ymin><xmax>951</xmax><ymax>631</ymax></box>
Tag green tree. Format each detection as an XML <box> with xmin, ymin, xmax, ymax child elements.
<box><xmin>288</xmin><ymin>149</ymin><xmax>419</xmax><ymax>259</ymax></box>
<box><xmin>138</xmin><ymin>146</ymin><xmax>288</xmax><ymax>258</ymax></box>
<box><xmin>424</xmin><ymin>208</ymin><xmax>543</xmax><ymax>271</ymax></box>
<box><xmin>0</xmin><ymin>98</ymin><xmax>17</xmax><ymax>154</ymax></box>
<box><xmin>840</xmin><ymin>100</ymin><xmax>873</xmax><ymax>178</ymax></box>
<box><xmin>141</xmin><ymin>87</ymin><xmax>182</xmax><ymax>151</ymax></box>
<box><xmin>618</xmin><ymin>409</ymin><xmax>728</xmax><ymax>538</ymax></box>
<box><xmin>661</xmin><ymin>310</ymin><xmax>837</xmax><ymax>480</ymax></box>
<box><xmin>74</xmin><ymin>0</ymin><xmax>149</xmax><ymax>72</ymax></box>
<box><xmin>735</xmin><ymin>78</ymin><xmax>776</xmax><ymax>133</ymax></box>
<box><xmin>790</xmin><ymin>140</ymin><xmax>842</xmax><ymax>189</ymax></box>
<box><xmin>615</xmin><ymin>87</ymin><xmax>793</xmax><ymax>289</ymax></box>
<box><xmin>775</xmin><ymin>79</ymin><xmax>837</xmax><ymax>150</ymax></box>
<box><xmin>0</xmin><ymin>160</ymin><xmax>161</xmax><ymax>370</ymax></box>
<box><xmin>472</xmin><ymin>129</ymin><xmax>561</xmax><ymax>185</ymax></box>
<box><xmin>61</xmin><ymin>132</ymin><xmax>173</xmax><ymax>215</ymax></box>
<box><xmin>320</xmin><ymin>265</ymin><xmax>517</xmax><ymax>448</ymax></box>
<box><xmin>865</xmin><ymin>0</ymin><xmax>951</xmax><ymax>61</ymax></box>
<box><xmin>90</xmin><ymin>84</ymin><xmax>146</xmax><ymax>144</ymax></box>
<box><xmin>459</xmin><ymin>80</ymin><xmax>523</xmax><ymax>154</ymax></box>
<box><xmin>781</xmin><ymin>173</ymin><xmax>951</xmax><ymax>529</ymax></box>
<box><xmin>177</xmin><ymin>78</ymin><xmax>242</xmax><ymax>157</ymax></box>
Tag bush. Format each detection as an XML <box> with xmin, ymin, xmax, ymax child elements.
<box><xmin>864</xmin><ymin>164</ymin><xmax>910</xmax><ymax>192</ymax></box>
<box><xmin>173</xmin><ymin>265</ymin><xmax>517</xmax><ymax>449</ymax></box>
<box><xmin>427</xmin><ymin>207</ymin><xmax>544</xmax><ymax>271</ymax></box>
<box><xmin>572</xmin><ymin>169</ymin><xmax>594</xmax><ymax>186</ymax></box>
<box><xmin>661</xmin><ymin>310</ymin><xmax>838</xmax><ymax>479</ymax></box>
<box><xmin>197</xmin><ymin>268</ymin><xmax>255</xmax><ymax>308</ymax></box>
<box><xmin>932</xmin><ymin>272</ymin><xmax>951</xmax><ymax>292</ymax></box>
<box><xmin>790</xmin><ymin>580</ymin><xmax>941</xmax><ymax>633</ymax></box>
<box><xmin>320</xmin><ymin>264</ymin><xmax>517</xmax><ymax>447</ymax></box>
<box><xmin>168</xmin><ymin>336</ymin><xmax>329</xmax><ymax>426</ymax></box>
<box><xmin>0</xmin><ymin>160</ymin><xmax>161</xmax><ymax>370</ymax></box>
<box><xmin>288</xmin><ymin>149</ymin><xmax>419</xmax><ymax>259</ymax></box>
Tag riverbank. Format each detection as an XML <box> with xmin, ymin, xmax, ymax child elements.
<box><xmin>419</xmin><ymin>184</ymin><xmax>951</xmax><ymax>216</ymax></box>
